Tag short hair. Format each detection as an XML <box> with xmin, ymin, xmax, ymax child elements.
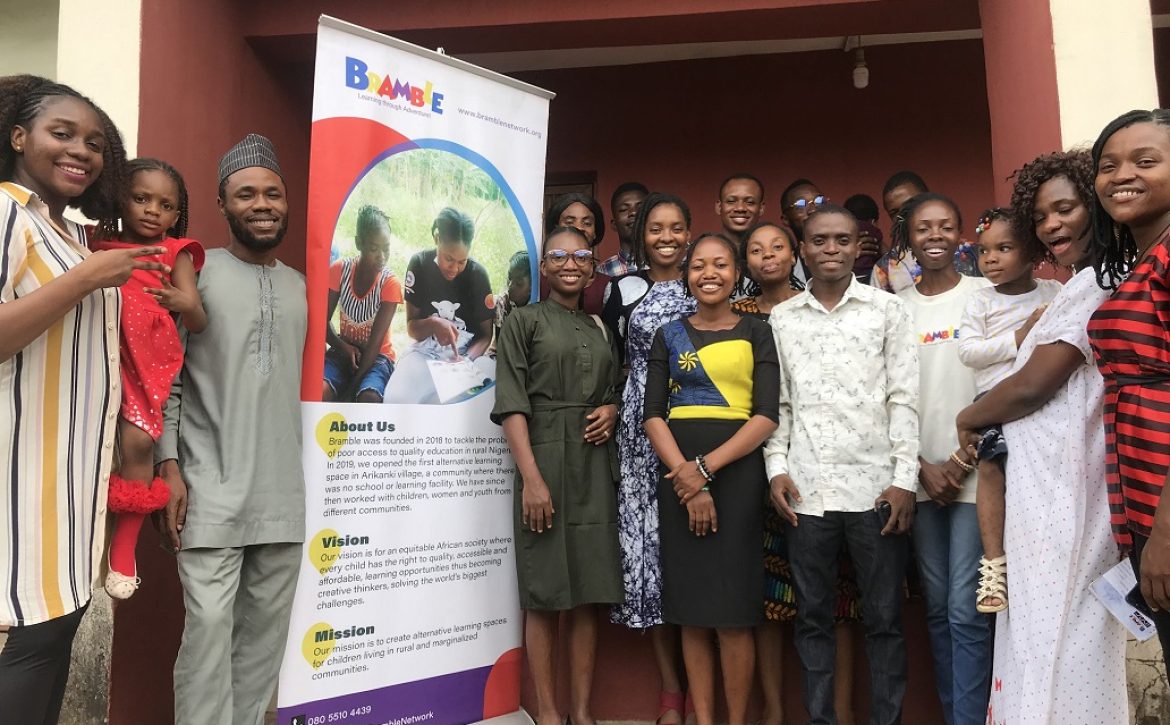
<box><xmin>718</xmin><ymin>172</ymin><xmax>765</xmax><ymax>201</ymax></box>
<box><xmin>356</xmin><ymin>204</ymin><xmax>391</xmax><ymax>243</ymax></box>
<box><xmin>545</xmin><ymin>192</ymin><xmax>605</xmax><ymax>246</ymax></box>
<box><xmin>541</xmin><ymin>224</ymin><xmax>591</xmax><ymax>255</ymax></box>
<box><xmin>805</xmin><ymin>202</ymin><xmax>857</xmax><ymax>226</ymax></box>
<box><xmin>0</xmin><ymin>74</ymin><xmax>127</xmax><ymax>222</ymax></box>
<box><xmin>780</xmin><ymin>178</ymin><xmax>818</xmax><ymax>207</ymax></box>
<box><xmin>681</xmin><ymin>232</ymin><xmax>742</xmax><ymax>297</ymax></box>
<box><xmin>1008</xmin><ymin>150</ymin><xmax>1094</xmax><ymax>268</ymax></box>
<box><xmin>882</xmin><ymin>171</ymin><xmax>929</xmax><ymax>197</ymax></box>
<box><xmin>630</xmin><ymin>192</ymin><xmax>692</xmax><ymax>269</ymax></box>
<box><xmin>843</xmin><ymin>193</ymin><xmax>880</xmax><ymax>222</ymax></box>
<box><xmin>890</xmin><ymin>192</ymin><xmax>963</xmax><ymax>257</ymax></box>
<box><xmin>432</xmin><ymin>206</ymin><xmax>475</xmax><ymax>245</ymax></box>
<box><xmin>507</xmin><ymin>250</ymin><xmax>531</xmax><ymax>279</ymax></box>
<box><xmin>1091</xmin><ymin>109</ymin><xmax>1170</xmax><ymax>289</ymax></box>
<box><xmin>609</xmin><ymin>181</ymin><xmax>648</xmax><ymax>210</ymax></box>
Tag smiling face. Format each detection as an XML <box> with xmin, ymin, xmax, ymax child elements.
<box><xmin>541</xmin><ymin>229</ymin><xmax>593</xmax><ymax>299</ymax></box>
<box><xmin>744</xmin><ymin>224</ymin><xmax>795</xmax><ymax>286</ymax></box>
<box><xmin>976</xmin><ymin>221</ymin><xmax>1033</xmax><ymax>289</ymax></box>
<box><xmin>10</xmin><ymin>96</ymin><xmax>105</xmax><ymax>211</ymax></box>
<box><xmin>557</xmin><ymin>201</ymin><xmax>597</xmax><ymax>244</ymax></box>
<box><xmin>1032</xmin><ymin>175</ymin><xmax>1091</xmax><ymax>268</ymax></box>
<box><xmin>687</xmin><ymin>237</ymin><xmax>738</xmax><ymax>306</ymax></box>
<box><xmin>716</xmin><ymin>178</ymin><xmax>764</xmax><ymax>236</ymax></box>
<box><xmin>800</xmin><ymin>211</ymin><xmax>859</xmax><ymax>284</ymax></box>
<box><xmin>643</xmin><ymin>203</ymin><xmax>690</xmax><ymax>271</ymax></box>
<box><xmin>1096</xmin><ymin>121</ymin><xmax>1170</xmax><ymax>244</ymax></box>
<box><xmin>907</xmin><ymin>200</ymin><xmax>961</xmax><ymax>273</ymax></box>
<box><xmin>219</xmin><ymin>166</ymin><xmax>288</xmax><ymax>252</ymax></box>
<box><xmin>121</xmin><ymin>169</ymin><xmax>180</xmax><ymax>245</ymax></box>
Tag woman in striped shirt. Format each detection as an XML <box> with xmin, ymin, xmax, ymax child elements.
<box><xmin>0</xmin><ymin>75</ymin><xmax>167</xmax><ymax>724</ymax></box>
<box><xmin>1088</xmin><ymin>108</ymin><xmax>1170</xmax><ymax>666</ymax></box>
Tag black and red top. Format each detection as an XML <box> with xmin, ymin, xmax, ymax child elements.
<box><xmin>1088</xmin><ymin>232</ymin><xmax>1170</xmax><ymax>546</ymax></box>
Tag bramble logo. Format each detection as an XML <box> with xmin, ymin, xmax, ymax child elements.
<box><xmin>345</xmin><ymin>56</ymin><xmax>445</xmax><ymax>114</ymax></box>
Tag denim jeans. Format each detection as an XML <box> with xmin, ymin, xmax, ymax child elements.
<box><xmin>787</xmin><ymin>510</ymin><xmax>909</xmax><ymax>725</ymax></box>
<box><xmin>912</xmin><ymin>501</ymin><xmax>992</xmax><ymax>725</ymax></box>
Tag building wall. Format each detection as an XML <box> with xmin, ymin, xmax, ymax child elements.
<box><xmin>0</xmin><ymin>1</ymin><xmax>58</xmax><ymax>78</ymax></box>
<box><xmin>517</xmin><ymin>38</ymin><xmax>996</xmax><ymax>260</ymax></box>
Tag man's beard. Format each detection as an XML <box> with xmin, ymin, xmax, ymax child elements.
<box><xmin>227</xmin><ymin>212</ymin><xmax>288</xmax><ymax>252</ymax></box>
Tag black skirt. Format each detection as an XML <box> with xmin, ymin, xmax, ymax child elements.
<box><xmin>658</xmin><ymin>419</ymin><xmax>765</xmax><ymax>628</ymax></box>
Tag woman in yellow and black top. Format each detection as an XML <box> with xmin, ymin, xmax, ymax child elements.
<box><xmin>644</xmin><ymin>233</ymin><xmax>779</xmax><ymax>725</ymax></box>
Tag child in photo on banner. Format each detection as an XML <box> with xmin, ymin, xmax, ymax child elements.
<box><xmin>492</xmin><ymin>226</ymin><xmax>622</xmax><ymax>725</ymax></box>
<box><xmin>956</xmin><ymin>208</ymin><xmax>1061</xmax><ymax>614</ymax></box>
<box><xmin>323</xmin><ymin>204</ymin><xmax>403</xmax><ymax>403</ymax></box>
<box><xmin>489</xmin><ymin>250</ymin><xmax>531</xmax><ymax>356</ymax></box>
<box><xmin>92</xmin><ymin>158</ymin><xmax>206</xmax><ymax>599</ymax></box>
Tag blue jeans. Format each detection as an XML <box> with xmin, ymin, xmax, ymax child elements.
<box><xmin>912</xmin><ymin>501</ymin><xmax>992</xmax><ymax>725</ymax></box>
<box><xmin>787</xmin><ymin>510</ymin><xmax>909</xmax><ymax>725</ymax></box>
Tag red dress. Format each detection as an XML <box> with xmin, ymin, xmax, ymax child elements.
<box><xmin>1088</xmin><ymin>232</ymin><xmax>1170</xmax><ymax>547</ymax></box>
<box><xmin>90</xmin><ymin>237</ymin><xmax>205</xmax><ymax>440</ymax></box>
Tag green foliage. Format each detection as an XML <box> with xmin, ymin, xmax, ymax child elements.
<box><xmin>329</xmin><ymin>149</ymin><xmax>528</xmax><ymax>355</ymax></box>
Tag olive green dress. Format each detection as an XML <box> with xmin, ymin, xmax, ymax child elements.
<box><xmin>491</xmin><ymin>301</ymin><xmax>624</xmax><ymax>611</ymax></box>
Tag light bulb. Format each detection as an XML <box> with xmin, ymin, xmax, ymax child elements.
<box><xmin>852</xmin><ymin>48</ymin><xmax>868</xmax><ymax>89</ymax></box>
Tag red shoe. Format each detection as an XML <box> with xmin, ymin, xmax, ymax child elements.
<box><xmin>656</xmin><ymin>691</ymin><xmax>684</xmax><ymax>725</ymax></box>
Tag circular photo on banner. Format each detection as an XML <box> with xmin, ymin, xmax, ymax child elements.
<box><xmin>323</xmin><ymin>142</ymin><xmax>534</xmax><ymax>405</ymax></box>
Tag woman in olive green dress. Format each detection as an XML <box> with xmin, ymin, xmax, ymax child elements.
<box><xmin>492</xmin><ymin>226</ymin><xmax>623</xmax><ymax>725</ymax></box>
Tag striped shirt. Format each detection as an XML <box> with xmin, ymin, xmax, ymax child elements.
<box><xmin>0</xmin><ymin>182</ymin><xmax>120</xmax><ymax>626</ymax></box>
<box><xmin>328</xmin><ymin>258</ymin><xmax>403</xmax><ymax>360</ymax></box>
<box><xmin>1089</xmin><ymin>233</ymin><xmax>1170</xmax><ymax>546</ymax></box>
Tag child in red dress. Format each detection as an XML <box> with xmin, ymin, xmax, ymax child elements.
<box><xmin>93</xmin><ymin>158</ymin><xmax>207</xmax><ymax>599</ymax></box>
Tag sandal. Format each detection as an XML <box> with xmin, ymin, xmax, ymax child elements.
<box><xmin>684</xmin><ymin>692</ymin><xmax>696</xmax><ymax>725</ymax></box>
<box><xmin>656</xmin><ymin>691</ymin><xmax>684</xmax><ymax>725</ymax></box>
<box><xmin>976</xmin><ymin>555</ymin><xmax>1008</xmax><ymax>613</ymax></box>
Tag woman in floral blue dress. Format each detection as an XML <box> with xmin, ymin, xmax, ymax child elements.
<box><xmin>606</xmin><ymin>192</ymin><xmax>696</xmax><ymax>723</ymax></box>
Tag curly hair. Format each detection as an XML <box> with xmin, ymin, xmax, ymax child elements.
<box><xmin>0</xmin><ymin>74</ymin><xmax>127</xmax><ymax>221</ymax></box>
<box><xmin>96</xmin><ymin>157</ymin><xmax>190</xmax><ymax>240</ymax></box>
<box><xmin>1008</xmin><ymin>150</ymin><xmax>1094</xmax><ymax>267</ymax></box>
<box><xmin>630</xmin><ymin>192</ymin><xmax>691</xmax><ymax>269</ymax></box>
<box><xmin>1090</xmin><ymin>109</ymin><xmax>1170</xmax><ymax>289</ymax></box>
<box><xmin>889</xmin><ymin>192</ymin><xmax>962</xmax><ymax>258</ymax></box>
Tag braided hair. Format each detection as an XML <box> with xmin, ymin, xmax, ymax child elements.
<box><xmin>1007</xmin><ymin>150</ymin><xmax>1094</xmax><ymax>268</ymax></box>
<box><xmin>0</xmin><ymin>74</ymin><xmax>127</xmax><ymax>221</ymax></box>
<box><xmin>739</xmin><ymin>220</ymin><xmax>802</xmax><ymax>296</ymax></box>
<box><xmin>889</xmin><ymin>192</ymin><xmax>963</xmax><ymax>258</ymax></box>
<box><xmin>630</xmin><ymin>192</ymin><xmax>691</xmax><ymax>269</ymax></box>
<box><xmin>1090</xmin><ymin>109</ymin><xmax>1170</xmax><ymax>289</ymax></box>
<box><xmin>96</xmin><ymin>157</ymin><xmax>190</xmax><ymax>240</ymax></box>
<box><xmin>356</xmin><ymin>203</ymin><xmax>391</xmax><ymax>244</ymax></box>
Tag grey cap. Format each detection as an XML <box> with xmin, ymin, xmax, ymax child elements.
<box><xmin>218</xmin><ymin>133</ymin><xmax>283</xmax><ymax>185</ymax></box>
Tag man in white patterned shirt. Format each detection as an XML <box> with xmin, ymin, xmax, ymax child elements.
<box><xmin>765</xmin><ymin>204</ymin><xmax>919</xmax><ymax>725</ymax></box>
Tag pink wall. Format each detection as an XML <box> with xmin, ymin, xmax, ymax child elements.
<box><xmin>517</xmin><ymin>38</ymin><xmax>996</xmax><ymax>259</ymax></box>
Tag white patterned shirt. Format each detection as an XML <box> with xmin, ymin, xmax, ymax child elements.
<box><xmin>0</xmin><ymin>183</ymin><xmax>120</xmax><ymax>625</ymax></box>
<box><xmin>765</xmin><ymin>277</ymin><xmax>919</xmax><ymax>516</ymax></box>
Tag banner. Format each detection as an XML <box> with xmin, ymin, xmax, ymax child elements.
<box><xmin>278</xmin><ymin>16</ymin><xmax>553</xmax><ymax>725</ymax></box>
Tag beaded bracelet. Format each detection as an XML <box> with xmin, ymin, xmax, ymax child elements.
<box><xmin>695</xmin><ymin>454</ymin><xmax>715</xmax><ymax>483</ymax></box>
<box><xmin>949</xmin><ymin>451</ymin><xmax>976</xmax><ymax>473</ymax></box>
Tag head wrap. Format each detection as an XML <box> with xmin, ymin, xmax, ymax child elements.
<box><xmin>217</xmin><ymin>133</ymin><xmax>283</xmax><ymax>185</ymax></box>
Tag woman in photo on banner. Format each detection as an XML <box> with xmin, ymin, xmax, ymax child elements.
<box><xmin>384</xmin><ymin>206</ymin><xmax>496</xmax><ymax>404</ymax></box>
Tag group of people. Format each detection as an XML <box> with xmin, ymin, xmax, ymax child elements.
<box><xmin>2</xmin><ymin>66</ymin><xmax>1170</xmax><ymax>725</ymax></box>
<box><xmin>0</xmin><ymin>75</ymin><xmax>308</xmax><ymax>725</ymax></box>
<box><xmin>495</xmin><ymin>110</ymin><xmax>1170</xmax><ymax>725</ymax></box>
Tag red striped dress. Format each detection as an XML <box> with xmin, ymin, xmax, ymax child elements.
<box><xmin>1088</xmin><ymin>232</ymin><xmax>1170</xmax><ymax>547</ymax></box>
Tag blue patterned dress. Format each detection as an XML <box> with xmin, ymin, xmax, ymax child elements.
<box><xmin>611</xmin><ymin>280</ymin><xmax>696</xmax><ymax>628</ymax></box>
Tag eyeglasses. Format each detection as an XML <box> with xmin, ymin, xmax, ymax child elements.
<box><xmin>543</xmin><ymin>249</ymin><xmax>595</xmax><ymax>266</ymax></box>
<box><xmin>789</xmin><ymin>195</ymin><xmax>827</xmax><ymax>211</ymax></box>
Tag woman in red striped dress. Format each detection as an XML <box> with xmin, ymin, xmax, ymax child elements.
<box><xmin>1087</xmin><ymin>108</ymin><xmax>1170</xmax><ymax>665</ymax></box>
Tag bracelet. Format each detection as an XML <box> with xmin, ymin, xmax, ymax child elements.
<box><xmin>695</xmin><ymin>454</ymin><xmax>715</xmax><ymax>483</ymax></box>
<box><xmin>949</xmin><ymin>451</ymin><xmax>976</xmax><ymax>473</ymax></box>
